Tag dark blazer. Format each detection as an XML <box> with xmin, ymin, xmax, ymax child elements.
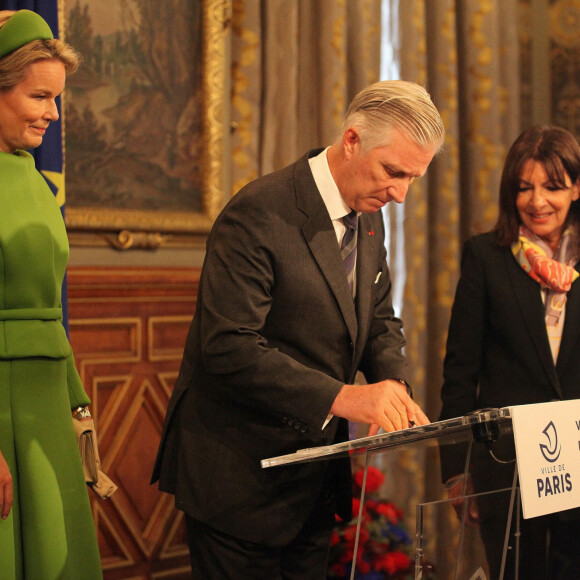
<box><xmin>439</xmin><ymin>231</ymin><xmax>580</xmax><ymax>482</ymax></box>
<box><xmin>151</xmin><ymin>150</ymin><xmax>409</xmax><ymax>547</ymax></box>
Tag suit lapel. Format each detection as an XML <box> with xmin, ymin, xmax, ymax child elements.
<box><xmin>505</xmin><ymin>251</ymin><xmax>563</xmax><ymax>397</ymax></box>
<box><xmin>294</xmin><ymin>154</ymin><xmax>358</xmax><ymax>343</ymax></box>
<box><xmin>556</xmin><ymin>261</ymin><xmax>580</xmax><ymax>377</ymax></box>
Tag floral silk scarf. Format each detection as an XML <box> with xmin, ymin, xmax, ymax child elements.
<box><xmin>511</xmin><ymin>224</ymin><xmax>580</xmax><ymax>361</ymax></box>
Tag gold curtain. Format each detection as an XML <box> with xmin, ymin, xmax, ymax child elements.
<box><xmin>392</xmin><ymin>0</ymin><xmax>522</xmax><ymax>568</ymax></box>
<box><xmin>229</xmin><ymin>0</ymin><xmax>382</xmax><ymax>194</ymax></box>
<box><xmin>399</xmin><ymin>0</ymin><xmax>521</xmax><ymax>418</ymax></box>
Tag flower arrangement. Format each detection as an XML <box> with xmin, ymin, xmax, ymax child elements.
<box><xmin>327</xmin><ymin>465</ymin><xmax>422</xmax><ymax>580</ymax></box>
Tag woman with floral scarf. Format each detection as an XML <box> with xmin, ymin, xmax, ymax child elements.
<box><xmin>439</xmin><ymin>126</ymin><xmax>580</xmax><ymax>580</ymax></box>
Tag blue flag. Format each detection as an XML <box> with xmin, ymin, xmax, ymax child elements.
<box><xmin>1</xmin><ymin>0</ymin><xmax>70</xmax><ymax>333</ymax></box>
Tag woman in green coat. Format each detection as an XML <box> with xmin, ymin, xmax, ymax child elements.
<box><xmin>0</xmin><ymin>10</ymin><xmax>103</xmax><ymax>579</ymax></box>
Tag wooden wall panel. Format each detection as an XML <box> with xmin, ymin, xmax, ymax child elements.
<box><xmin>67</xmin><ymin>266</ymin><xmax>200</xmax><ymax>580</ymax></box>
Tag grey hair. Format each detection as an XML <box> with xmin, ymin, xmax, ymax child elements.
<box><xmin>340</xmin><ymin>80</ymin><xmax>445</xmax><ymax>153</ymax></box>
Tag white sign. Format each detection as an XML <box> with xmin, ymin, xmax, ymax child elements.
<box><xmin>510</xmin><ymin>400</ymin><xmax>580</xmax><ymax>519</ymax></box>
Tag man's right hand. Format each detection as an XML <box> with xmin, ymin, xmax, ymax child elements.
<box><xmin>329</xmin><ymin>379</ymin><xmax>430</xmax><ymax>435</ymax></box>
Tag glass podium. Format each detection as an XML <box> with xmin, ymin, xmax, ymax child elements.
<box><xmin>262</xmin><ymin>408</ymin><xmax>519</xmax><ymax>580</ymax></box>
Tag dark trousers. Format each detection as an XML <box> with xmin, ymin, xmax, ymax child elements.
<box><xmin>471</xmin><ymin>445</ymin><xmax>580</xmax><ymax>580</ymax></box>
<box><xmin>478</xmin><ymin>504</ymin><xmax>580</xmax><ymax>579</ymax></box>
<box><xmin>185</xmin><ymin>502</ymin><xmax>336</xmax><ymax>580</ymax></box>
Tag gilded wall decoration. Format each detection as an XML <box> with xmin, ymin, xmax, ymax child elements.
<box><xmin>550</xmin><ymin>0</ymin><xmax>580</xmax><ymax>137</ymax></box>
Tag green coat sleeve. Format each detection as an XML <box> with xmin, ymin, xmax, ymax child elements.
<box><xmin>67</xmin><ymin>352</ymin><xmax>91</xmax><ymax>408</ymax></box>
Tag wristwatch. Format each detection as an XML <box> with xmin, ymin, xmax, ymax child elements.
<box><xmin>392</xmin><ymin>378</ymin><xmax>412</xmax><ymax>396</ymax></box>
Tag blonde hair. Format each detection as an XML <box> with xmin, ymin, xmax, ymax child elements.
<box><xmin>0</xmin><ymin>10</ymin><xmax>80</xmax><ymax>90</ymax></box>
<box><xmin>340</xmin><ymin>80</ymin><xmax>445</xmax><ymax>153</ymax></box>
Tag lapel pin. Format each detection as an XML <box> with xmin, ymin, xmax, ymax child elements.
<box><xmin>369</xmin><ymin>230</ymin><xmax>374</xmax><ymax>236</ymax></box>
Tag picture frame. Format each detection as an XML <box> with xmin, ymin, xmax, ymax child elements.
<box><xmin>62</xmin><ymin>0</ymin><xmax>231</xmax><ymax>248</ymax></box>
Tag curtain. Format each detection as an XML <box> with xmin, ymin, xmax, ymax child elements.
<box><xmin>391</xmin><ymin>0</ymin><xmax>522</xmax><ymax>569</ymax></box>
<box><xmin>229</xmin><ymin>0</ymin><xmax>382</xmax><ymax>193</ymax></box>
<box><xmin>398</xmin><ymin>0</ymin><xmax>521</xmax><ymax>418</ymax></box>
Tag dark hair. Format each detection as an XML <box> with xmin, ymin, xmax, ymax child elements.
<box><xmin>494</xmin><ymin>125</ymin><xmax>580</xmax><ymax>246</ymax></box>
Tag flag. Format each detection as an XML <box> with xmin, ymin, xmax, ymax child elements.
<box><xmin>1</xmin><ymin>0</ymin><xmax>70</xmax><ymax>333</ymax></box>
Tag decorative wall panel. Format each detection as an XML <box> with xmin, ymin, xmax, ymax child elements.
<box><xmin>67</xmin><ymin>267</ymin><xmax>200</xmax><ymax>579</ymax></box>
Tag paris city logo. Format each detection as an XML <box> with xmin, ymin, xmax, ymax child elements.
<box><xmin>537</xmin><ymin>421</ymin><xmax>572</xmax><ymax>498</ymax></box>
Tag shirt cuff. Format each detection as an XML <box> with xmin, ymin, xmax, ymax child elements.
<box><xmin>322</xmin><ymin>413</ymin><xmax>333</xmax><ymax>430</ymax></box>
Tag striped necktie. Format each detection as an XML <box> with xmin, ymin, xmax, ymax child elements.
<box><xmin>341</xmin><ymin>210</ymin><xmax>359</xmax><ymax>298</ymax></box>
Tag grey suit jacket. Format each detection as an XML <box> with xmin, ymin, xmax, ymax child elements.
<box><xmin>152</xmin><ymin>150</ymin><xmax>409</xmax><ymax>546</ymax></box>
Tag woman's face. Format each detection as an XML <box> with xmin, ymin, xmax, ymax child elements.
<box><xmin>516</xmin><ymin>159</ymin><xmax>580</xmax><ymax>252</ymax></box>
<box><xmin>0</xmin><ymin>59</ymin><xmax>65</xmax><ymax>154</ymax></box>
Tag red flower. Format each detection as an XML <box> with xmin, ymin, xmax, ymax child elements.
<box><xmin>329</xmin><ymin>563</ymin><xmax>347</xmax><ymax>577</ymax></box>
<box><xmin>357</xmin><ymin>559</ymin><xmax>371</xmax><ymax>574</ymax></box>
<box><xmin>376</xmin><ymin>501</ymin><xmax>400</xmax><ymax>524</ymax></box>
<box><xmin>375</xmin><ymin>551</ymin><xmax>412</xmax><ymax>574</ymax></box>
<box><xmin>344</xmin><ymin>524</ymin><xmax>369</xmax><ymax>547</ymax></box>
<box><xmin>351</xmin><ymin>497</ymin><xmax>371</xmax><ymax>521</ymax></box>
<box><xmin>328</xmin><ymin>466</ymin><xmax>419</xmax><ymax>578</ymax></box>
<box><xmin>353</xmin><ymin>466</ymin><xmax>385</xmax><ymax>493</ymax></box>
<box><xmin>365</xmin><ymin>499</ymin><xmax>378</xmax><ymax>513</ymax></box>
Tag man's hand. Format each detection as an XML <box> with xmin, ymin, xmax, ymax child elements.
<box><xmin>0</xmin><ymin>450</ymin><xmax>13</xmax><ymax>520</ymax></box>
<box><xmin>329</xmin><ymin>379</ymin><xmax>430</xmax><ymax>435</ymax></box>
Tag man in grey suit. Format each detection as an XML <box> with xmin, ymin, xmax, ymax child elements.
<box><xmin>152</xmin><ymin>80</ymin><xmax>445</xmax><ymax>579</ymax></box>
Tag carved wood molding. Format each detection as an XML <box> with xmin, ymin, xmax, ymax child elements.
<box><xmin>67</xmin><ymin>266</ymin><xmax>200</xmax><ymax>579</ymax></box>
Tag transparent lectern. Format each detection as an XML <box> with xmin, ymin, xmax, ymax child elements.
<box><xmin>262</xmin><ymin>408</ymin><xmax>519</xmax><ymax>580</ymax></box>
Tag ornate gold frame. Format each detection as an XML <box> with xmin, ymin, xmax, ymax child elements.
<box><xmin>62</xmin><ymin>0</ymin><xmax>232</xmax><ymax>248</ymax></box>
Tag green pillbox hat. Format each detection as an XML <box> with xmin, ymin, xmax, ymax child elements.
<box><xmin>0</xmin><ymin>9</ymin><xmax>53</xmax><ymax>60</ymax></box>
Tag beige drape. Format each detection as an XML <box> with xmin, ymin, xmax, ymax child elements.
<box><xmin>394</xmin><ymin>0</ymin><xmax>521</xmax><ymax>419</ymax></box>
<box><xmin>229</xmin><ymin>0</ymin><xmax>382</xmax><ymax>193</ymax></box>
<box><xmin>390</xmin><ymin>0</ymin><xmax>522</xmax><ymax>568</ymax></box>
